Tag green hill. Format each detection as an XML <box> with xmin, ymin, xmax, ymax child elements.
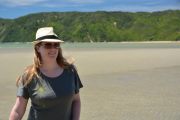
<box><xmin>1</xmin><ymin>10</ymin><xmax>180</xmax><ymax>42</ymax></box>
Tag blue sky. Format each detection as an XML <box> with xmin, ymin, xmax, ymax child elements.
<box><xmin>0</xmin><ymin>0</ymin><xmax>180</xmax><ymax>19</ymax></box>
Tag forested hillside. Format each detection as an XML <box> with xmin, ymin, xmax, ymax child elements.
<box><xmin>0</xmin><ymin>10</ymin><xmax>180</xmax><ymax>42</ymax></box>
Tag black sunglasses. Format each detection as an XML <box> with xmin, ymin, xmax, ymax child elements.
<box><xmin>41</xmin><ymin>42</ymin><xmax>60</xmax><ymax>49</ymax></box>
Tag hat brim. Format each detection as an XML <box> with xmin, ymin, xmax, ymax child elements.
<box><xmin>33</xmin><ymin>39</ymin><xmax>64</xmax><ymax>45</ymax></box>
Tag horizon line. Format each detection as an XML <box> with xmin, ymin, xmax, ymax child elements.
<box><xmin>1</xmin><ymin>9</ymin><xmax>180</xmax><ymax>19</ymax></box>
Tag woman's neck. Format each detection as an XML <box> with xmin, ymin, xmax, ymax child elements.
<box><xmin>41</xmin><ymin>62</ymin><xmax>60</xmax><ymax>72</ymax></box>
<box><xmin>40</xmin><ymin>62</ymin><xmax>63</xmax><ymax>78</ymax></box>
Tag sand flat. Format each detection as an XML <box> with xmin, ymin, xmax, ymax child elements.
<box><xmin>1</xmin><ymin>44</ymin><xmax>180</xmax><ymax>120</ymax></box>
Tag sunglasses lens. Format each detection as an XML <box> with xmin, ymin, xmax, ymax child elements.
<box><xmin>42</xmin><ymin>43</ymin><xmax>60</xmax><ymax>49</ymax></box>
<box><xmin>54</xmin><ymin>43</ymin><xmax>60</xmax><ymax>48</ymax></box>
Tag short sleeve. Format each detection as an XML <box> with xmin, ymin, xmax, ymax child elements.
<box><xmin>16</xmin><ymin>76</ymin><xmax>29</xmax><ymax>99</ymax></box>
<box><xmin>74</xmin><ymin>70</ymin><xmax>83</xmax><ymax>94</ymax></box>
<box><xmin>71</xmin><ymin>65</ymin><xmax>83</xmax><ymax>94</ymax></box>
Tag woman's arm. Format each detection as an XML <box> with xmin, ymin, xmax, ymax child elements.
<box><xmin>72</xmin><ymin>93</ymin><xmax>81</xmax><ymax>120</ymax></box>
<box><xmin>9</xmin><ymin>96</ymin><xmax>28</xmax><ymax>120</ymax></box>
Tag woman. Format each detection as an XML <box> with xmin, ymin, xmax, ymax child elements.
<box><xmin>9</xmin><ymin>27</ymin><xmax>83</xmax><ymax>120</ymax></box>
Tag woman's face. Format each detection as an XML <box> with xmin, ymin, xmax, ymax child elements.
<box><xmin>36</xmin><ymin>42</ymin><xmax>60</xmax><ymax>61</ymax></box>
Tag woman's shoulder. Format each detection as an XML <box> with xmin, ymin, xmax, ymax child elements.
<box><xmin>63</xmin><ymin>64</ymin><xmax>78</xmax><ymax>75</ymax></box>
<box><xmin>16</xmin><ymin>64</ymin><xmax>39</xmax><ymax>87</ymax></box>
<box><xmin>68</xmin><ymin>64</ymin><xmax>78</xmax><ymax>72</ymax></box>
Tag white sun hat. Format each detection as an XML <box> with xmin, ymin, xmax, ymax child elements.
<box><xmin>33</xmin><ymin>27</ymin><xmax>64</xmax><ymax>44</ymax></box>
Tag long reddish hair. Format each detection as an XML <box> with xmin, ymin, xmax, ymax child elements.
<box><xmin>16</xmin><ymin>43</ymin><xmax>71</xmax><ymax>86</ymax></box>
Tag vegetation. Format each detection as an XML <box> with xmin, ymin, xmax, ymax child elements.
<box><xmin>0</xmin><ymin>10</ymin><xmax>180</xmax><ymax>42</ymax></box>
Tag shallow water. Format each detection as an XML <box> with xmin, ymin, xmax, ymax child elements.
<box><xmin>0</xmin><ymin>41</ymin><xmax>180</xmax><ymax>49</ymax></box>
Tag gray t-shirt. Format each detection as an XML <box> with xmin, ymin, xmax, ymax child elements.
<box><xmin>17</xmin><ymin>66</ymin><xmax>83</xmax><ymax>120</ymax></box>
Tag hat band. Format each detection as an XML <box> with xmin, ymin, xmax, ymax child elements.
<box><xmin>36</xmin><ymin>35</ymin><xmax>59</xmax><ymax>41</ymax></box>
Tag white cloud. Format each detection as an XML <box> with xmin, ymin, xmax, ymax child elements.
<box><xmin>97</xmin><ymin>3</ymin><xmax>180</xmax><ymax>12</ymax></box>
<box><xmin>69</xmin><ymin>0</ymin><xmax>104</xmax><ymax>4</ymax></box>
<box><xmin>42</xmin><ymin>3</ymin><xmax>81</xmax><ymax>8</ymax></box>
<box><xmin>0</xmin><ymin>0</ymin><xmax>103</xmax><ymax>7</ymax></box>
<box><xmin>0</xmin><ymin>0</ymin><xmax>47</xmax><ymax>7</ymax></box>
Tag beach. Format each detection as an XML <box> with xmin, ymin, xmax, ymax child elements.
<box><xmin>0</xmin><ymin>42</ymin><xmax>180</xmax><ymax>120</ymax></box>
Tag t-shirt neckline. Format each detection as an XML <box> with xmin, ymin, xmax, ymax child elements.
<box><xmin>39</xmin><ymin>69</ymin><xmax>65</xmax><ymax>80</ymax></box>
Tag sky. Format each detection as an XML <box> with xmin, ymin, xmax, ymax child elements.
<box><xmin>0</xmin><ymin>0</ymin><xmax>180</xmax><ymax>19</ymax></box>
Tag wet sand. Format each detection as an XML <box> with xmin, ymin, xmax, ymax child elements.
<box><xmin>1</xmin><ymin>46</ymin><xmax>180</xmax><ymax>120</ymax></box>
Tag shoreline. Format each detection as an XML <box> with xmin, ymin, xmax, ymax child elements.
<box><xmin>0</xmin><ymin>41</ymin><xmax>179</xmax><ymax>51</ymax></box>
<box><xmin>120</xmin><ymin>41</ymin><xmax>180</xmax><ymax>43</ymax></box>
<box><xmin>0</xmin><ymin>41</ymin><xmax>180</xmax><ymax>44</ymax></box>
